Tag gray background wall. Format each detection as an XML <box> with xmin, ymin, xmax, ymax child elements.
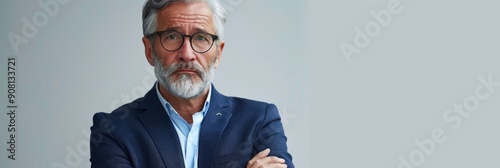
<box><xmin>1</xmin><ymin>0</ymin><xmax>499</xmax><ymax>168</ymax></box>
<box><xmin>309</xmin><ymin>0</ymin><xmax>500</xmax><ymax>167</ymax></box>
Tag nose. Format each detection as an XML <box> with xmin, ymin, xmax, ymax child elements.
<box><xmin>177</xmin><ymin>37</ymin><xmax>196</xmax><ymax>62</ymax></box>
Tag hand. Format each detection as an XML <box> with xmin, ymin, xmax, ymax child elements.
<box><xmin>246</xmin><ymin>148</ymin><xmax>287</xmax><ymax>168</ymax></box>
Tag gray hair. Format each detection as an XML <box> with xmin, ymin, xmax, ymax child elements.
<box><xmin>142</xmin><ymin>0</ymin><xmax>227</xmax><ymax>40</ymax></box>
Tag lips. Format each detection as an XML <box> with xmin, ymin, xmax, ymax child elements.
<box><xmin>176</xmin><ymin>68</ymin><xmax>200</xmax><ymax>75</ymax></box>
<box><xmin>170</xmin><ymin>62</ymin><xmax>204</xmax><ymax>79</ymax></box>
<box><xmin>177</xmin><ymin>68</ymin><xmax>196</xmax><ymax>72</ymax></box>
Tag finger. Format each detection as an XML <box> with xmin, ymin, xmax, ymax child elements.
<box><xmin>248</xmin><ymin>156</ymin><xmax>286</xmax><ymax>168</ymax></box>
<box><xmin>268</xmin><ymin>163</ymin><xmax>288</xmax><ymax>168</ymax></box>
<box><xmin>250</xmin><ymin>148</ymin><xmax>270</xmax><ymax>162</ymax></box>
<box><xmin>247</xmin><ymin>148</ymin><xmax>270</xmax><ymax>167</ymax></box>
<box><xmin>259</xmin><ymin>156</ymin><xmax>286</xmax><ymax>164</ymax></box>
<box><xmin>249</xmin><ymin>162</ymin><xmax>287</xmax><ymax>168</ymax></box>
<box><xmin>256</xmin><ymin>148</ymin><xmax>271</xmax><ymax>158</ymax></box>
<box><xmin>251</xmin><ymin>163</ymin><xmax>288</xmax><ymax>168</ymax></box>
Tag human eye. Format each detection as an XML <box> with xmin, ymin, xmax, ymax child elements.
<box><xmin>194</xmin><ymin>35</ymin><xmax>207</xmax><ymax>41</ymax></box>
<box><xmin>162</xmin><ymin>31</ymin><xmax>181</xmax><ymax>41</ymax></box>
<box><xmin>193</xmin><ymin>33</ymin><xmax>211</xmax><ymax>42</ymax></box>
<box><xmin>167</xmin><ymin>35</ymin><xmax>177</xmax><ymax>40</ymax></box>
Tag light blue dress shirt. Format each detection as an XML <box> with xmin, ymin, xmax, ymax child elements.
<box><xmin>156</xmin><ymin>84</ymin><xmax>211</xmax><ymax>168</ymax></box>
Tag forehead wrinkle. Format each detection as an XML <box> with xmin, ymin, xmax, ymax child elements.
<box><xmin>159</xmin><ymin>13</ymin><xmax>213</xmax><ymax>33</ymax></box>
<box><xmin>156</xmin><ymin>2</ymin><xmax>215</xmax><ymax>33</ymax></box>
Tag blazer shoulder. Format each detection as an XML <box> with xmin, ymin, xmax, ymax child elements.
<box><xmin>226</xmin><ymin>95</ymin><xmax>270</xmax><ymax>105</ymax></box>
<box><xmin>93</xmin><ymin>96</ymin><xmax>146</xmax><ymax>123</ymax></box>
<box><xmin>224</xmin><ymin>96</ymin><xmax>277</xmax><ymax>113</ymax></box>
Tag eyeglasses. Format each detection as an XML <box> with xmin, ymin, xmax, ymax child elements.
<box><xmin>147</xmin><ymin>30</ymin><xmax>219</xmax><ymax>53</ymax></box>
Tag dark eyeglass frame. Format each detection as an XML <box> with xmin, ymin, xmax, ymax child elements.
<box><xmin>146</xmin><ymin>30</ymin><xmax>219</xmax><ymax>53</ymax></box>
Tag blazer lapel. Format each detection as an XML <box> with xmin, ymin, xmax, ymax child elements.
<box><xmin>198</xmin><ymin>86</ymin><xmax>231</xmax><ymax>167</ymax></box>
<box><xmin>138</xmin><ymin>86</ymin><xmax>185</xmax><ymax>168</ymax></box>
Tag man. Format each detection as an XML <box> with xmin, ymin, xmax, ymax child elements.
<box><xmin>89</xmin><ymin>0</ymin><xmax>293</xmax><ymax>168</ymax></box>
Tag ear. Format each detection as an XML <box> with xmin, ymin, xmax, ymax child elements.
<box><xmin>142</xmin><ymin>36</ymin><xmax>155</xmax><ymax>66</ymax></box>
<box><xmin>214</xmin><ymin>40</ymin><xmax>224</xmax><ymax>68</ymax></box>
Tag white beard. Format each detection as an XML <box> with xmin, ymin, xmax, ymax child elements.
<box><xmin>153</xmin><ymin>54</ymin><xmax>215</xmax><ymax>99</ymax></box>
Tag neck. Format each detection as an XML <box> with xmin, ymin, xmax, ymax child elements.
<box><xmin>158</xmin><ymin>84</ymin><xmax>208</xmax><ymax>123</ymax></box>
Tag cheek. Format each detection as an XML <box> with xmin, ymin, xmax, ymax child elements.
<box><xmin>154</xmin><ymin>51</ymin><xmax>176</xmax><ymax>65</ymax></box>
<box><xmin>202</xmin><ymin>51</ymin><xmax>218</xmax><ymax>65</ymax></box>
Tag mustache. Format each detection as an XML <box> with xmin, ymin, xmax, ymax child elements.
<box><xmin>166</xmin><ymin>62</ymin><xmax>205</xmax><ymax>78</ymax></box>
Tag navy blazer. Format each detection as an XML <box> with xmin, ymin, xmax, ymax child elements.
<box><xmin>90</xmin><ymin>85</ymin><xmax>294</xmax><ymax>168</ymax></box>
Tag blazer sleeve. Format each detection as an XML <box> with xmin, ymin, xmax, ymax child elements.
<box><xmin>90</xmin><ymin>112</ymin><xmax>133</xmax><ymax>168</ymax></box>
<box><xmin>254</xmin><ymin>104</ymin><xmax>295</xmax><ymax>168</ymax></box>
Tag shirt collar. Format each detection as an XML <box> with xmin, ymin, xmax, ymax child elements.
<box><xmin>155</xmin><ymin>82</ymin><xmax>211</xmax><ymax>117</ymax></box>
